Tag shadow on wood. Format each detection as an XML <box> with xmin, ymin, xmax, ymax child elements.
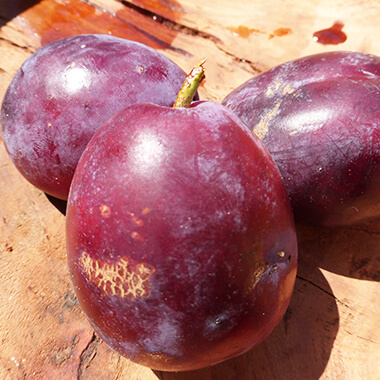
<box><xmin>0</xmin><ymin>0</ymin><xmax>41</xmax><ymax>28</ymax></box>
<box><xmin>45</xmin><ymin>193</ymin><xmax>67</xmax><ymax>216</ymax></box>
<box><xmin>296</xmin><ymin>221</ymin><xmax>380</xmax><ymax>281</ymax></box>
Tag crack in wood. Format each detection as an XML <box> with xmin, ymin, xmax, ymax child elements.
<box><xmin>296</xmin><ymin>274</ymin><xmax>350</xmax><ymax>308</ymax></box>
<box><xmin>118</xmin><ymin>0</ymin><xmax>221</xmax><ymax>44</ymax></box>
<box><xmin>350</xmin><ymin>226</ymin><xmax>380</xmax><ymax>235</ymax></box>
<box><xmin>80</xmin><ymin>0</ymin><xmax>190</xmax><ymax>54</ymax></box>
<box><xmin>216</xmin><ymin>45</ymin><xmax>264</xmax><ymax>75</ymax></box>
<box><xmin>0</xmin><ymin>36</ymin><xmax>36</xmax><ymax>53</ymax></box>
<box><xmin>114</xmin><ymin>355</ymin><xmax>124</xmax><ymax>380</ymax></box>
<box><xmin>77</xmin><ymin>332</ymin><xmax>100</xmax><ymax>380</ymax></box>
<box><xmin>354</xmin><ymin>334</ymin><xmax>380</xmax><ymax>345</ymax></box>
<box><xmin>341</xmin><ymin>327</ymin><xmax>380</xmax><ymax>345</ymax></box>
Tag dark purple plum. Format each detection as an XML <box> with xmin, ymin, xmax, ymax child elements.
<box><xmin>0</xmin><ymin>34</ymin><xmax>193</xmax><ymax>200</ymax></box>
<box><xmin>66</xmin><ymin>100</ymin><xmax>297</xmax><ymax>371</ymax></box>
<box><xmin>222</xmin><ymin>51</ymin><xmax>380</xmax><ymax>227</ymax></box>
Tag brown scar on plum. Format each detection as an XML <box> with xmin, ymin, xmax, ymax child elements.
<box><xmin>80</xmin><ymin>251</ymin><xmax>155</xmax><ymax>298</ymax></box>
<box><xmin>244</xmin><ymin>263</ymin><xmax>269</xmax><ymax>296</ymax></box>
<box><xmin>265</xmin><ymin>78</ymin><xmax>296</xmax><ymax>98</ymax></box>
<box><xmin>253</xmin><ymin>80</ymin><xmax>297</xmax><ymax>140</ymax></box>
<box><xmin>252</xmin><ymin>102</ymin><xmax>280</xmax><ymax>140</ymax></box>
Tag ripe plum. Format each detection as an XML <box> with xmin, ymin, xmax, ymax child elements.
<box><xmin>0</xmin><ymin>34</ymin><xmax>192</xmax><ymax>200</ymax></box>
<box><xmin>66</xmin><ymin>95</ymin><xmax>297</xmax><ymax>370</ymax></box>
<box><xmin>222</xmin><ymin>51</ymin><xmax>380</xmax><ymax>226</ymax></box>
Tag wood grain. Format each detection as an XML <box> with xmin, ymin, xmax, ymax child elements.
<box><xmin>0</xmin><ymin>0</ymin><xmax>379</xmax><ymax>379</ymax></box>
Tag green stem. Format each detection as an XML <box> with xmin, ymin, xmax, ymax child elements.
<box><xmin>173</xmin><ymin>59</ymin><xmax>206</xmax><ymax>108</ymax></box>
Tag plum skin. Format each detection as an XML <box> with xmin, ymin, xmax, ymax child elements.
<box><xmin>0</xmin><ymin>34</ymin><xmax>192</xmax><ymax>200</ymax></box>
<box><xmin>66</xmin><ymin>101</ymin><xmax>298</xmax><ymax>371</ymax></box>
<box><xmin>222</xmin><ymin>51</ymin><xmax>380</xmax><ymax>227</ymax></box>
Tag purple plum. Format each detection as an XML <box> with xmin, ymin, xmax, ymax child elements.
<box><xmin>1</xmin><ymin>34</ymin><xmax>193</xmax><ymax>200</ymax></box>
<box><xmin>222</xmin><ymin>51</ymin><xmax>380</xmax><ymax>226</ymax></box>
<box><xmin>66</xmin><ymin>99</ymin><xmax>297</xmax><ymax>371</ymax></box>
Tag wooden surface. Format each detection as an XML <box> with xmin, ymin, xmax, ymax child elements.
<box><xmin>0</xmin><ymin>1</ymin><xmax>379</xmax><ymax>379</ymax></box>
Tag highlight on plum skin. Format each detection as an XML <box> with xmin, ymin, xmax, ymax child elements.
<box><xmin>222</xmin><ymin>51</ymin><xmax>380</xmax><ymax>227</ymax></box>
<box><xmin>66</xmin><ymin>101</ymin><xmax>298</xmax><ymax>371</ymax></box>
<box><xmin>0</xmin><ymin>34</ymin><xmax>194</xmax><ymax>200</ymax></box>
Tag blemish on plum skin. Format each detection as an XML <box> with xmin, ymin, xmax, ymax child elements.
<box><xmin>131</xmin><ymin>214</ymin><xmax>144</xmax><ymax>227</ymax></box>
<box><xmin>244</xmin><ymin>264</ymin><xmax>269</xmax><ymax>295</ymax></box>
<box><xmin>252</xmin><ymin>101</ymin><xmax>281</xmax><ymax>140</ymax></box>
<box><xmin>100</xmin><ymin>204</ymin><xmax>111</xmax><ymax>217</ymax></box>
<box><xmin>80</xmin><ymin>251</ymin><xmax>155</xmax><ymax>299</ymax></box>
<box><xmin>269</xmin><ymin>265</ymin><xmax>278</xmax><ymax>275</ymax></box>
<box><xmin>131</xmin><ymin>231</ymin><xmax>145</xmax><ymax>241</ymax></box>
<box><xmin>142</xmin><ymin>207</ymin><xmax>151</xmax><ymax>215</ymax></box>
<box><xmin>277</xmin><ymin>251</ymin><xmax>285</xmax><ymax>258</ymax></box>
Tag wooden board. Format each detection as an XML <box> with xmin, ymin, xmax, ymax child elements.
<box><xmin>0</xmin><ymin>1</ymin><xmax>379</xmax><ymax>379</ymax></box>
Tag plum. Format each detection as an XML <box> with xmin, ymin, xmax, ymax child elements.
<box><xmin>66</xmin><ymin>64</ymin><xmax>297</xmax><ymax>371</ymax></box>
<box><xmin>0</xmin><ymin>34</ymin><xmax>193</xmax><ymax>200</ymax></box>
<box><xmin>222</xmin><ymin>51</ymin><xmax>380</xmax><ymax>227</ymax></box>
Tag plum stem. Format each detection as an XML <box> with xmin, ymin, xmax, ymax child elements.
<box><xmin>173</xmin><ymin>59</ymin><xmax>206</xmax><ymax>108</ymax></box>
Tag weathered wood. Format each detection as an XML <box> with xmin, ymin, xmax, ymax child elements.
<box><xmin>0</xmin><ymin>0</ymin><xmax>379</xmax><ymax>379</ymax></box>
